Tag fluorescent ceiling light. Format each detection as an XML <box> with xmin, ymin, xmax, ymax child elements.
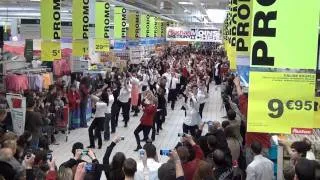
<box><xmin>30</xmin><ymin>0</ymin><xmax>40</xmax><ymax>1</ymax></box>
<box><xmin>206</xmin><ymin>9</ymin><xmax>227</xmax><ymax>24</ymax></box>
<box><xmin>178</xmin><ymin>2</ymin><xmax>193</xmax><ymax>5</ymax></box>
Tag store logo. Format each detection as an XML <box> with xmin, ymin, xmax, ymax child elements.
<box><xmin>82</xmin><ymin>0</ymin><xmax>90</xmax><ymax>39</ymax></box>
<box><xmin>53</xmin><ymin>0</ymin><xmax>61</xmax><ymax>39</ymax></box>
<box><xmin>291</xmin><ymin>128</ymin><xmax>313</xmax><ymax>135</ymax></box>
<box><xmin>135</xmin><ymin>12</ymin><xmax>140</xmax><ymax>38</ymax></box>
<box><xmin>121</xmin><ymin>8</ymin><xmax>127</xmax><ymax>38</ymax></box>
<box><xmin>236</xmin><ymin>0</ymin><xmax>251</xmax><ymax>52</ymax></box>
<box><xmin>104</xmin><ymin>2</ymin><xmax>110</xmax><ymax>39</ymax></box>
<box><xmin>251</xmin><ymin>0</ymin><xmax>277</xmax><ymax>66</ymax></box>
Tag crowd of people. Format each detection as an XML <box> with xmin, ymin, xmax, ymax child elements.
<box><xmin>0</xmin><ymin>45</ymin><xmax>319</xmax><ymax>180</ymax></box>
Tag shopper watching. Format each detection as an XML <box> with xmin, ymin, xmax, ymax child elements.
<box><xmin>67</xmin><ymin>84</ymin><xmax>81</xmax><ymax>129</ymax></box>
<box><xmin>25</xmin><ymin>96</ymin><xmax>43</xmax><ymax>149</ymax></box>
<box><xmin>79</xmin><ymin>77</ymin><xmax>90</xmax><ymax>128</ymax></box>
<box><xmin>294</xmin><ymin>158</ymin><xmax>319</xmax><ymax>180</ymax></box>
<box><xmin>158</xmin><ymin>149</ymin><xmax>184</xmax><ymax>180</ymax></box>
<box><xmin>123</xmin><ymin>158</ymin><xmax>137</xmax><ymax>180</ymax></box>
<box><xmin>135</xmin><ymin>142</ymin><xmax>162</xmax><ymax>180</ymax></box>
<box><xmin>103</xmin><ymin>136</ymin><xmax>126</xmax><ymax>180</ymax></box>
<box><xmin>210</xmin><ymin>149</ymin><xmax>233</xmax><ymax>180</ymax></box>
<box><xmin>177</xmin><ymin>134</ymin><xmax>204</xmax><ymax>180</ymax></box>
<box><xmin>193</xmin><ymin>160</ymin><xmax>214</xmax><ymax>180</ymax></box>
<box><xmin>246</xmin><ymin>141</ymin><xmax>274</xmax><ymax>180</ymax></box>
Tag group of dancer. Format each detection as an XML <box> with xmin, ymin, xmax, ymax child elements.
<box><xmin>86</xmin><ymin>46</ymin><xmax>223</xmax><ymax>151</ymax></box>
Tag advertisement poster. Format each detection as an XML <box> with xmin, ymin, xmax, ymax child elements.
<box><xmin>72</xmin><ymin>0</ymin><xmax>89</xmax><ymax>40</ymax></box>
<box><xmin>41</xmin><ymin>0</ymin><xmax>61</xmax><ymax>40</ymax></box>
<box><xmin>41</xmin><ymin>40</ymin><xmax>61</xmax><ymax>61</ymax></box>
<box><xmin>128</xmin><ymin>11</ymin><xmax>139</xmax><ymax>40</ymax></box>
<box><xmin>250</xmin><ymin>0</ymin><xmax>320</xmax><ymax>69</ymax></box>
<box><xmin>166</xmin><ymin>27</ymin><xmax>221</xmax><ymax>42</ymax></box>
<box><xmin>247</xmin><ymin>72</ymin><xmax>316</xmax><ymax>134</ymax></box>
<box><xmin>72</xmin><ymin>39</ymin><xmax>89</xmax><ymax>57</ymax></box>
<box><xmin>6</xmin><ymin>94</ymin><xmax>26</xmax><ymax>136</ymax></box>
<box><xmin>114</xmin><ymin>6</ymin><xmax>127</xmax><ymax>39</ymax></box>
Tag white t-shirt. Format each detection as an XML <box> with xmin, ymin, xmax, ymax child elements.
<box><xmin>118</xmin><ymin>87</ymin><xmax>131</xmax><ymax>103</ymax></box>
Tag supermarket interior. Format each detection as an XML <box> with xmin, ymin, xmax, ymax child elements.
<box><xmin>0</xmin><ymin>0</ymin><xmax>319</xmax><ymax>180</ymax></box>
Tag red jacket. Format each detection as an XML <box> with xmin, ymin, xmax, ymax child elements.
<box><xmin>67</xmin><ymin>91</ymin><xmax>80</xmax><ymax>110</ymax></box>
<box><xmin>46</xmin><ymin>171</ymin><xmax>57</xmax><ymax>180</ymax></box>
<box><xmin>182</xmin><ymin>144</ymin><xmax>204</xmax><ymax>180</ymax></box>
<box><xmin>140</xmin><ymin>104</ymin><xmax>156</xmax><ymax>126</ymax></box>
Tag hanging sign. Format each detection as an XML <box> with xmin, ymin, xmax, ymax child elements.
<box><xmin>146</xmin><ymin>15</ymin><xmax>151</xmax><ymax>38</ymax></box>
<box><xmin>128</xmin><ymin>11</ymin><xmax>140</xmax><ymax>39</ymax></box>
<box><xmin>166</xmin><ymin>27</ymin><xmax>221</xmax><ymax>42</ymax></box>
<box><xmin>156</xmin><ymin>18</ymin><xmax>162</xmax><ymax>38</ymax></box>
<box><xmin>41</xmin><ymin>0</ymin><xmax>61</xmax><ymax>40</ymax></box>
<box><xmin>250</xmin><ymin>0</ymin><xmax>320</xmax><ymax>69</ymax></box>
<box><xmin>72</xmin><ymin>39</ymin><xmax>89</xmax><ymax>57</ymax></box>
<box><xmin>6</xmin><ymin>94</ymin><xmax>26</xmax><ymax>136</ymax></box>
<box><xmin>95</xmin><ymin>38</ymin><xmax>110</xmax><ymax>52</ymax></box>
<box><xmin>314</xmin><ymin>97</ymin><xmax>320</xmax><ymax>128</ymax></box>
<box><xmin>114</xmin><ymin>6</ymin><xmax>127</xmax><ymax>39</ymax></box>
<box><xmin>41</xmin><ymin>40</ymin><xmax>61</xmax><ymax>61</ymax></box>
<box><xmin>72</xmin><ymin>0</ymin><xmax>89</xmax><ymax>40</ymax></box>
<box><xmin>247</xmin><ymin>72</ymin><xmax>316</xmax><ymax>134</ymax></box>
<box><xmin>161</xmin><ymin>22</ymin><xmax>166</xmax><ymax>37</ymax></box>
<box><xmin>140</xmin><ymin>14</ymin><xmax>147</xmax><ymax>38</ymax></box>
<box><xmin>149</xmin><ymin>16</ymin><xmax>155</xmax><ymax>38</ymax></box>
<box><xmin>95</xmin><ymin>2</ymin><xmax>110</xmax><ymax>39</ymax></box>
<box><xmin>236</xmin><ymin>0</ymin><xmax>252</xmax><ymax>55</ymax></box>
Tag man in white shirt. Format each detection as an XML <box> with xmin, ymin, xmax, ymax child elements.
<box><xmin>117</xmin><ymin>78</ymin><xmax>132</xmax><ymax>127</ymax></box>
<box><xmin>197</xmin><ymin>80</ymin><xmax>208</xmax><ymax>119</ymax></box>
<box><xmin>246</xmin><ymin>141</ymin><xmax>274</xmax><ymax>180</ymax></box>
<box><xmin>135</xmin><ymin>143</ymin><xmax>162</xmax><ymax>180</ymax></box>
<box><xmin>163</xmin><ymin>69</ymin><xmax>179</xmax><ymax>110</ymax></box>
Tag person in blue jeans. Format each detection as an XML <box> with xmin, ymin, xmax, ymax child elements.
<box><xmin>79</xmin><ymin>77</ymin><xmax>90</xmax><ymax>128</ymax></box>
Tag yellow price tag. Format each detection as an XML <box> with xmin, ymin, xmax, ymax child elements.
<box><xmin>95</xmin><ymin>39</ymin><xmax>110</xmax><ymax>52</ymax></box>
<box><xmin>41</xmin><ymin>40</ymin><xmax>61</xmax><ymax>61</ymax></box>
<box><xmin>248</xmin><ymin>72</ymin><xmax>316</xmax><ymax>134</ymax></box>
<box><xmin>72</xmin><ymin>39</ymin><xmax>89</xmax><ymax>57</ymax></box>
<box><xmin>315</xmin><ymin>97</ymin><xmax>320</xmax><ymax>128</ymax></box>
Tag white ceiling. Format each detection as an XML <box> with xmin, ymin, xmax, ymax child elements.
<box><xmin>0</xmin><ymin>0</ymin><xmax>228</xmax><ymax>26</ymax></box>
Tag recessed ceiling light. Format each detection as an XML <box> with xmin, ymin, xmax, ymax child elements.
<box><xmin>178</xmin><ymin>2</ymin><xmax>193</xmax><ymax>5</ymax></box>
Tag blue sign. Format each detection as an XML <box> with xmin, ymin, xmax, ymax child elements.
<box><xmin>114</xmin><ymin>40</ymin><xmax>127</xmax><ymax>50</ymax></box>
<box><xmin>128</xmin><ymin>40</ymin><xmax>139</xmax><ymax>47</ymax></box>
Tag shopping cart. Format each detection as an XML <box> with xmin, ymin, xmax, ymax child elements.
<box><xmin>55</xmin><ymin>106</ymin><xmax>70</xmax><ymax>142</ymax></box>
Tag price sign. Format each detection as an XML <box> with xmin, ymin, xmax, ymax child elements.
<box><xmin>72</xmin><ymin>39</ymin><xmax>89</xmax><ymax>57</ymax></box>
<box><xmin>95</xmin><ymin>38</ymin><xmax>110</xmax><ymax>52</ymax></box>
<box><xmin>41</xmin><ymin>40</ymin><xmax>61</xmax><ymax>61</ymax></box>
<box><xmin>315</xmin><ymin>97</ymin><xmax>320</xmax><ymax>128</ymax></box>
<box><xmin>248</xmin><ymin>71</ymin><xmax>316</xmax><ymax>134</ymax></box>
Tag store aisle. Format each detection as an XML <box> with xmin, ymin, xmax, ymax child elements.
<box><xmin>51</xmin><ymin>84</ymin><xmax>225</xmax><ymax>178</ymax></box>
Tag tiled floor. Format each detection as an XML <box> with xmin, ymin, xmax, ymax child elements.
<box><xmin>51</xmin><ymin>84</ymin><xmax>225</xmax><ymax>179</ymax></box>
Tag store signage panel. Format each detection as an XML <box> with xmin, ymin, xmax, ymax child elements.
<box><xmin>236</xmin><ymin>0</ymin><xmax>252</xmax><ymax>55</ymax></box>
<box><xmin>95</xmin><ymin>2</ymin><xmax>110</xmax><ymax>39</ymax></box>
<box><xmin>72</xmin><ymin>0</ymin><xmax>89</xmax><ymax>40</ymax></box>
<box><xmin>250</xmin><ymin>0</ymin><xmax>320</xmax><ymax>69</ymax></box>
<box><xmin>6</xmin><ymin>94</ymin><xmax>26</xmax><ymax>136</ymax></box>
<box><xmin>247</xmin><ymin>71</ymin><xmax>316</xmax><ymax>134</ymax></box>
<box><xmin>128</xmin><ymin>11</ymin><xmax>140</xmax><ymax>40</ymax></box>
<box><xmin>41</xmin><ymin>40</ymin><xmax>61</xmax><ymax>61</ymax></box>
<box><xmin>114</xmin><ymin>6</ymin><xmax>127</xmax><ymax>39</ymax></box>
<box><xmin>149</xmin><ymin>16</ymin><xmax>155</xmax><ymax>38</ymax></box>
<box><xmin>41</xmin><ymin>0</ymin><xmax>61</xmax><ymax>40</ymax></box>
<box><xmin>72</xmin><ymin>39</ymin><xmax>89</xmax><ymax>57</ymax></box>
<box><xmin>166</xmin><ymin>27</ymin><xmax>221</xmax><ymax>42</ymax></box>
<box><xmin>140</xmin><ymin>15</ymin><xmax>147</xmax><ymax>38</ymax></box>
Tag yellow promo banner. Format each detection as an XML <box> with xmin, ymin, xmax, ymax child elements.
<box><xmin>72</xmin><ymin>0</ymin><xmax>89</xmax><ymax>40</ymax></box>
<box><xmin>140</xmin><ymin>14</ymin><xmax>147</xmax><ymax>38</ymax></box>
<box><xmin>236</xmin><ymin>0</ymin><xmax>252</xmax><ymax>56</ymax></box>
<box><xmin>315</xmin><ymin>97</ymin><xmax>320</xmax><ymax>128</ymax></box>
<box><xmin>114</xmin><ymin>6</ymin><xmax>127</xmax><ymax>39</ymax></box>
<box><xmin>72</xmin><ymin>40</ymin><xmax>89</xmax><ymax>57</ymax></box>
<box><xmin>250</xmin><ymin>0</ymin><xmax>320</xmax><ymax>69</ymax></box>
<box><xmin>128</xmin><ymin>11</ymin><xmax>139</xmax><ymax>39</ymax></box>
<box><xmin>247</xmin><ymin>71</ymin><xmax>316</xmax><ymax>134</ymax></box>
<box><xmin>149</xmin><ymin>16</ymin><xmax>155</xmax><ymax>38</ymax></box>
<box><xmin>95</xmin><ymin>38</ymin><xmax>110</xmax><ymax>52</ymax></box>
<box><xmin>161</xmin><ymin>22</ymin><xmax>166</xmax><ymax>38</ymax></box>
<box><xmin>95</xmin><ymin>2</ymin><xmax>110</xmax><ymax>39</ymax></box>
<box><xmin>156</xmin><ymin>18</ymin><xmax>162</xmax><ymax>37</ymax></box>
<box><xmin>41</xmin><ymin>0</ymin><xmax>61</xmax><ymax>40</ymax></box>
<box><xmin>41</xmin><ymin>41</ymin><xmax>61</xmax><ymax>61</ymax></box>
<box><xmin>229</xmin><ymin>0</ymin><xmax>237</xmax><ymax>70</ymax></box>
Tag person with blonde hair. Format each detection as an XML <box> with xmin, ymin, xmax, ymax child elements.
<box><xmin>58</xmin><ymin>166</ymin><xmax>73</xmax><ymax>180</ymax></box>
<box><xmin>133</xmin><ymin>91</ymin><xmax>157</xmax><ymax>151</ymax></box>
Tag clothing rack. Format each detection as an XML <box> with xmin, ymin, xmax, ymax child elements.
<box><xmin>7</xmin><ymin>67</ymin><xmax>51</xmax><ymax>74</ymax></box>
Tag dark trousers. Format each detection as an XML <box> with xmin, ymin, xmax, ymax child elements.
<box><xmin>168</xmin><ymin>89</ymin><xmax>177</xmax><ymax>110</ymax></box>
<box><xmin>89</xmin><ymin>117</ymin><xmax>105</xmax><ymax>147</ymax></box>
<box><xmin>183</xmin><ymin>123</ymin><xmax>198</xmax><ymax>137</ymax></box>
<box><xmin>117</xmin><ymin>101</ymin><xmax>130</xmax><ymax>125</ymax></box>
<box><xmin>199</xmin><ymin>103</ymin><xmax>205</xmax><ymax>118</ymax></box>
<box><xmin>104</xmin><ymin>113</ymin><xmax>111</xmax><ymax>140</ymax></box>
<box><xmin>80</xmin><ymin>100</ymin><xmax>88</xmax><ymax>127</ymax></box>
<box><xmin>134</xmin><ymin>124</ymin><xmax>152</xmax><ymax>147</ymax></box>
<box><xmin>111</xmin><ymin>103</ymin><xmax>119</xmax><ymax>132</ymax></box>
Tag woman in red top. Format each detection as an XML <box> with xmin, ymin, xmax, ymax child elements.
<box><xmin>133</xmin><ymin>91</ymin><xmax>157</xmax><ymax>151</ymax></box>
<box><xmin>67</xmin><ymin>85</ymin><xmax>81</xmax><ymax>129</ymax></box>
